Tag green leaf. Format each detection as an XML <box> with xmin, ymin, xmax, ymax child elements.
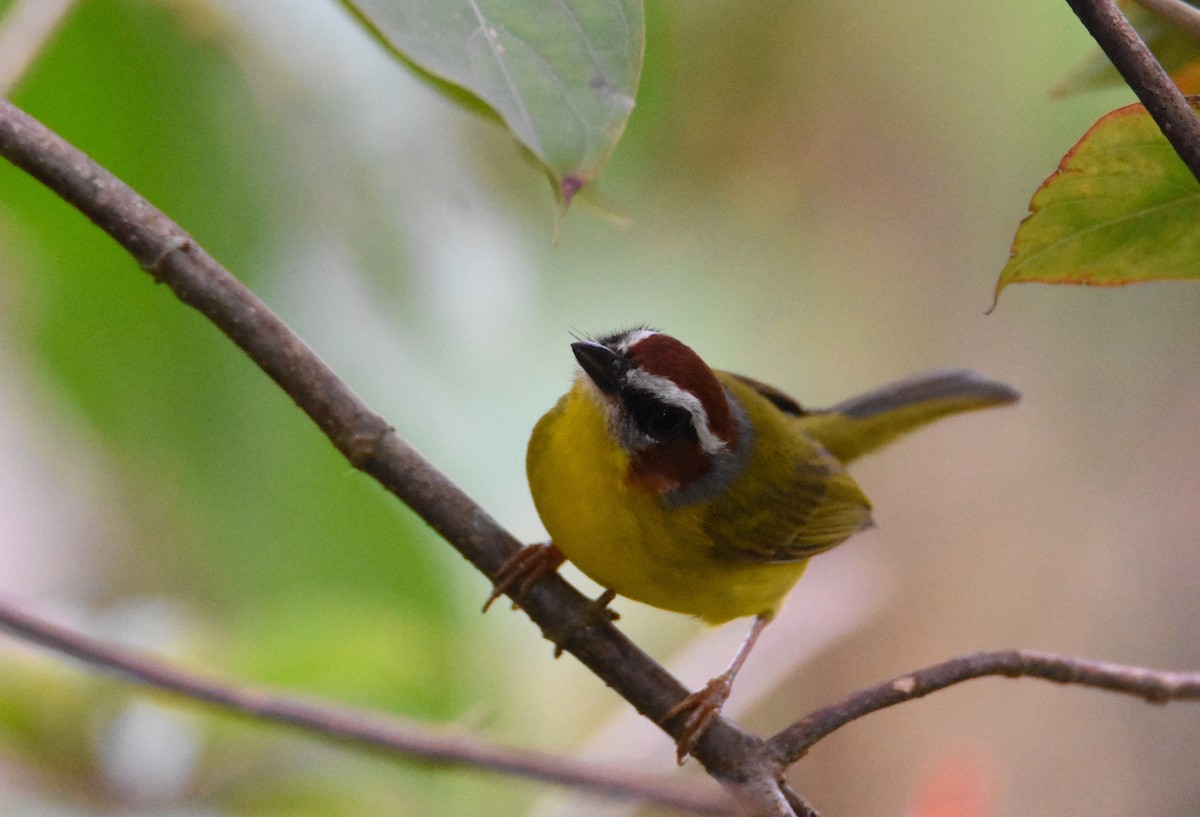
<box><xmin>993</xmin><ymin>99</ymin><xmax>1200</xmax><ymax>306</ymax></box>
<box><xmin>341</xmin><ymin>0</ymin><xmax>644</xmax><ymax>204</ymax></box>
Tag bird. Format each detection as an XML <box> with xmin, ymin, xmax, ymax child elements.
<box><xmin>485</xmin><ymin>327</ymin><xmax>1018</xmax><ymax>762</ymax></box>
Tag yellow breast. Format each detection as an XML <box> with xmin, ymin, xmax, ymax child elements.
<box><xmin>525</xmin><ymin>378</ymin><xmax>809</xmax><ymax>624</ymax></box>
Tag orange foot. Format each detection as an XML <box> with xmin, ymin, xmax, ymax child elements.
<box><xmin>659</xmin><ymin>613</ymin><xmax>772</xmax><ymax>764</ymax></box>
<box><xmin>482</xmin><ymin>543</ymin><xmax>565</xmax><ymax>613</ymax></box>
<box><xmin>660</xmin><ymin>671</ymin><xmax>734</xmax><ymax>764</ymax></box>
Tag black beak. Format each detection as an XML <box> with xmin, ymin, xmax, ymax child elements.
<box><xmin>571</xmin><ymin>341</ymin><xmax>628</xmax><ymax>396</ymax></box>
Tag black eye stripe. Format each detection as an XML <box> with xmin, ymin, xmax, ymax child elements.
<box><xmin>621</xmin><ymin>389</ymin><xmax>697</xmax><ymax>443</ymax></box>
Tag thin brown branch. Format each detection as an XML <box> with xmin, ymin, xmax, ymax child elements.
<box><xmin>0</xmin><ymin>596</ymin><xmax>732</xmax><ymax>815</ymax></box>
<box><xmin>765</xmin><ymin>648</ymin><xmax>1200</xmax><ymax>770</ymax></box>
<box><xmin>0</xmin><ymin>99</ymin><xmax>777</xmax><ymax>802</ymax></box>
<box><xmin>779</xmin><ymin>782</ymin><xmax>818</xmax><ymax>817</ymax></box>
<box><xmin>1134</xmin><ymin>0</ymin><xmax>1200</xmax><ymax>42</ymax></box>
<box><xmin>1065</xmin><ymin>0</ymin><xmax>1200</xmax><ymax>185</ymax></box>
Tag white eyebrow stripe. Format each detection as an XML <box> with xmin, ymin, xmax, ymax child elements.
<box><xmin>616</xmin><ymin>328</ymin><xmax>658</xmax><ymax>353</ymax></box>
<box><xmin>662</xmin><ymin>388</ymin><xmax>753</xmax><ymax>509</ymax></box>
<box><xmin>624</xmin><ymin>368</ymin><xmax>727</xmax><ymax>454</ymax></box>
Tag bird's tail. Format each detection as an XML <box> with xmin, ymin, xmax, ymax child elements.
<box><xmin>799</xmin><ymin>369</ymin><xmax>1019</xmax><ymax>464</ymax></box>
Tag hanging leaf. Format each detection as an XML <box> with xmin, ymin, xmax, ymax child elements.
<box><xmin>993</xmin><ymin>99</ymin><xmax>1200</xmax><ymax>307</ymax></box>
<box><xmin>341</xmin><ymin>0</ymin><xmax>644</xmax><ymax>206</ymax></box>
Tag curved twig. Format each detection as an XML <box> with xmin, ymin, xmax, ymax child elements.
<box><xmin>0</xmin><ymin>596</ymin><xmax>732</xmax><ymax>815</ymax></box>
<box><xmin>765</xmin><ymin>649</ymin><xmax>1200</xmax><ymax>770</ymax></box>
<box><xmin>1065</xmin><ymin>0</ymin><xmax>1200</xmax><ymax>184</ymax></box>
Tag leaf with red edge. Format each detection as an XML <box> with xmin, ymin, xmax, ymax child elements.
<box><xmin>993</xmin><ymin>99</ymin><xmax>1200</xmax><ymax>306</ymax></box>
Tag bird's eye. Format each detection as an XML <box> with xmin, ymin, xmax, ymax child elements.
<box><xmin>624</xmin><ymin>390</ymin><xmax>694</xmax><ymax>442</ymax></box>
<box><xmin>623</xmin><ymin>389</ymin><xmax>696</xmax><ymax>443</ymax></box>
<box><xmin>646</xmin><ymin>406</ymin><xmax>690</xmax><ymax>440</ymax></box>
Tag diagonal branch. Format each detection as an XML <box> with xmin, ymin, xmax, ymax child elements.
<box><xmin>0</xmin><ymin>98</ymin><xmax>771</xmax><ymax>795</ymax></box>
<box><xmin>1065</xmin><ymin>0</ymin><xmax>1200</xmax><ymax>184</ymax></box>
<box><xmin>0</xmin><ymin>595</ymin><xmax>733</xmax><ymax>815</ymax></box>
<box><xmin>764</xmin><ymin>648</ymin><xmax>1200</xmax><ymax>770</ymax></box>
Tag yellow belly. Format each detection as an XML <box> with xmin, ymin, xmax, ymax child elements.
<box><xmin>526</xmin><ymin>381</ymin><xmax>807</xmax><ymax>624</ymax></box>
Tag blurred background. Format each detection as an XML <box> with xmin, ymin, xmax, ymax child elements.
<box><xmin>1</xmin><ymin>0</ymin><xmax>1199</xmax><ymax>815</ymax></box>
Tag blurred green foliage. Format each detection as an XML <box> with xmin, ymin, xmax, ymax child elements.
<box><xmin>1</xmin><ymin>0</ymin><xmax>476</xmax><ymax>813</ymax></box>
<box><xmin>8</xmin><ymin>0</ymin><xmax>453</xmax><ymax>626</ymax></box>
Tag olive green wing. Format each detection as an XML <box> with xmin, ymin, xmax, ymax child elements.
<box><xmin>710</xmin><ymin>454</ymin><xmax>872</xmax><ymax>563</ymax></box>
<box><xmin>782</xmin><ymin>460</ymin><xmax>873</xmax><ymax>558</ymax></box>
<box><xmin>706</xmin><ymin>374</ymin><xmax>873</xmax><ymax>563</ymax></box>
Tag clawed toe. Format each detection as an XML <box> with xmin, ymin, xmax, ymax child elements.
<box><xmin>482</xmin><ymin>543</ymin><xmax>565</xmax><ymax>613</ymax></box>
<box><xmin>660</xmin><ymin>675</ymin><xmax>733</xmax><ymax>764</ymax></box>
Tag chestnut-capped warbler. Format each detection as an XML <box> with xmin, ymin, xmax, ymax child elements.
<box><xmin>486</xmin><ymin>328</ymin><xmax>1018</xmax><ymax>761</ymax></box>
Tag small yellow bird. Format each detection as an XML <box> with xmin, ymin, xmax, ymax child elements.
<box><xmin>487</xmin><ymin>328</ymin><xmax>1018</xmax><ymax>760</ymax></box>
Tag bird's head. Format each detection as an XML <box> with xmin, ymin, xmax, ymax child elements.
<box><xmin>572</xmin><ymin>328</ymin><xmax>751</xmax><ymax>501</ymax></box>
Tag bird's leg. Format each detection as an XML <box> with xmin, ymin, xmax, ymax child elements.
<box><xmin>661</xmin><ymin>613</ymin><xmax>773</xmax><ymax>764</ymax></box>
<box><xmin>482</xmin><ymin>542</ymin><xmax>565</xmax><ymax>613</ymax></box>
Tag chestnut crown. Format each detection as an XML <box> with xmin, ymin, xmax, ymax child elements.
<box><xmin>572</xmin><ymin>328</ymin><xmax>748</xmax><ymax>497</ymax></box>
